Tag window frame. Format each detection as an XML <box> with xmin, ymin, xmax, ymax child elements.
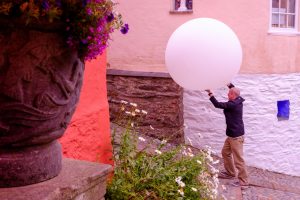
<box><xmin>269</xmin><ymin>0</ymin><xmax>299</xmax><ymax>35</ymax></box>
<box><xmin>170</xmin><ymin>0</ymin><xmax>193</xmax><ymax>13</ymax></box>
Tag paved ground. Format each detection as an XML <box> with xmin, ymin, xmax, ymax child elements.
<box><xmin>215</xmin><ymin>158</ymin><xmax>300</xmax><ymax>200</ymax></box>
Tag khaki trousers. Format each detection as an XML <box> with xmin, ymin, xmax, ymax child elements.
<box><xmin>222</xmin><ymin>136</ymin><xmax>248</xmax><ymax>184</ymax></box>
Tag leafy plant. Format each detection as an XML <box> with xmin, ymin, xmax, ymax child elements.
<box><xmin>106</xmin><ymin>100</ymin><xmax>219</xmax><ymax>200</ymax></box>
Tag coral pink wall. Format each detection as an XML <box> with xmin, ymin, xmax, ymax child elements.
<box><xmin>60</xmin><ymin>52</ymin><xmax>112</xmax><ymax>165</ymax></box>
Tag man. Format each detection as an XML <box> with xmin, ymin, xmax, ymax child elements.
<box><xmin>206</xmin><ymin>83</ymin><xmax>249</xmax><ymax>188</ymax></box>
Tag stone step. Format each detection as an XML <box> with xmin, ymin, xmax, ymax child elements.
<box><xmin>0</xmin><ymin>159</ymin><xmax>112</xmax><ymax>200</ymax></box>
<box><xmin>218</xmin><ymin>179</ymin><xmax>243</xmax><ymax>200</ymax></box>
<box><xmin>242</xmin><ymin>186</ymin><xmax>300</xmax><ymax>200</ymax></box>
<box><xmin>248</xmin><ymin>167</ymin><xmax>300</xmax><ymax>195</ymax></box>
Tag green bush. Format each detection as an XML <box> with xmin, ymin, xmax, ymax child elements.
<box><xmin>106</xmin><ymin>101</ymin><xmax>219</xmax><ymax>200</ymax></box>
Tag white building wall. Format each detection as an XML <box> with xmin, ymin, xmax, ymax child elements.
<box><xmin>184</xmin><ymin>73</ymin><xmax>300</xmax><ymax>177</ymax></box>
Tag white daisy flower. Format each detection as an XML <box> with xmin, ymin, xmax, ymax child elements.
<box><xmin>221</xmin><ymin>185</ymin><xmax>227</xmax><ymax>190</ymax></box>
<box><xmin>155</xmin><ymin>150</ymin><xmax>162</xmax><ymax>155</ymax></box>
<box><xmin>178</xmin><ymin>189</ymin><xmax>184</xmax><ymax>196</ymax></box>
<box><xmin>175</xmin><ymin>176</ymin><xmax>182</xmax><ymax>183</ymax></box>
<box><xmin>186</xmin><ymin>137</ymin><xmax>193</xmax><ymax>145</ymax></box>
<box><xmin>141</xmin><ymin>110</ymin><xmax>148</xmax><ymax>115</ymax></box>
<box><xmin>120</xmin><ymin>100</ymin><xmax>128</xmax><ymax>104</ymax></box>
<box><xmin>178</xmin><ymin>181</ymin><xmax>185</xmax><ymax>188</ymax></box>
<box><xmin>130</xmin><ymin>102</ymin><xmax>137</xmax><ymax>107</ymax></box>
<box><xmin>188</xmin><ymin>152</ymin><xmax>194</xmax><ymax>157</ymax></box>
<box><xmin>212</xmin><ymin>159</ymin><xmax>220</xmax><ymax>164</ymax></box>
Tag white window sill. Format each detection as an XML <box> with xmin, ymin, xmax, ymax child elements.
<box><xmin>268</xmin><ymin>29</ymin><xmax>300</xmax><ymax>36</ymax></box>
<box><xmin>169</xmin><ymin>10</ymin><xmax>193</xmax><ymax>14</ymax></box>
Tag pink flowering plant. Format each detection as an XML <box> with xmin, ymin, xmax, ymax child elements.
<box><xmin>0</xmin><ymin>0</ymin><xmax>128</xmax><ymax>61</ymax></box>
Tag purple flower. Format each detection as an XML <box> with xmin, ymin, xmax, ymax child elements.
<box><xmin>89</xmin><ymin>27</ymin><xmax>94</xmax><ymax>33</ymax></box>
<box><xmin>67</xmin><ymin>37</ymin><xmax>74</xmax><ymax>46</ymax></box>
<box><xmin>86</xmin><ymin>8</ymin><xmax>92</xmax><ymax>15</ymax></box>
<box><xmin>97</xmin><ymin>26</ymin><xmax>103</xmax><ymax>32</ymax></box>
<box><xmin>55</xmin><ymin>0</ymin><xmax>62</xmax><ymax>7</ymax></box>
<box><xmin>82</xmin><ymin>0</ymin><xmax>91</xmax><ymax>7</ymax></box>
<box><xmin>120</xmin><ymin>23</ymin><xmax>129</xmax><ymax>34</ymax></box>
<box><xmin>106</xmin><ymin>13</ymin><xmax>114</xmax><ymax>22</ymax></box>
<box><xmin>42</xmin><ymin>0</ymin><xmax>50</xmax><ymax>10</ymax></box>
<box><xmin>81</xmin><ymin>39</ymin><xmax>88</xmax><ymax>44</ymax></box>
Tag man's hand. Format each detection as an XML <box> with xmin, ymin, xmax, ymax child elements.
<box><xmin>227</xmin><ymin>83</ymin><xmax>235</xmax><ymax>89</ymax></box>
<box><xmin>205</xmin><ymin>89</ymin><xmax>213</xmax><ymax>97</ymax></box>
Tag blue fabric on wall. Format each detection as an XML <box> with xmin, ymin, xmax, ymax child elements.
<box><xmin>277</xmin><ymin>100</ymin><xmax>290</xmax><ymax>120</ymax></box>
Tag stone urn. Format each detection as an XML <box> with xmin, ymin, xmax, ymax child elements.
<box><xmin>0</xmin><ymin>18</ymin><xmax>84</xmax><ymax>187</ymax></box>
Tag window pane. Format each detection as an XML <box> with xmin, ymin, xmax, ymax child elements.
<box><xmin>272</xmin><ymin>0</ymin><xmax>279</xmax><ymax>9</ymax></box>
<box><xmin>186</xmin><ymin>0</ymin><xmax>193</xmax><ymax>10</ymax></box>
<box><xmin>272</xmin><ymin>14</ymin><xmax>279</xmax><ymax>26</ymax></box>
<box><xmin>288</xmin><ymin>0</ymin><xmax>295</xmax><ymax>13</ymax></box>
<box><xmin>272</xmin><ymin>14</ymin><xmax>280</xmax><ymax>27</ymax></box>
<box><xmin>287</xmin><ymin>14</ymin><xmax>295</xmax><ymax>27</ymax></box>
<box><xmin>280</xmin><ymin>0</ymin><xmax>288</xmax><ymax>11</ymax></box>
<box><xmin>279</xmin><ymin>14</ymin><xmax>287</xmax><ymax>27</ymax></box>
<box><xmin>279</xmin><ymin>7</ymin><xmax>287</xmax><ymax>13</ymax></box>
<box><xmin>175</xmin><ymin>0</ymin><xmax>180</xmax><ymax>10</ymax></box>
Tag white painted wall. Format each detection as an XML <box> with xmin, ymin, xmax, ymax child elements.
<box><xmin>184</xmin><ymin>73</ymin><xmax>300</xmax><ymax>177</ymax></box>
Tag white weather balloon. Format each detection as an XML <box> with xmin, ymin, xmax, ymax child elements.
<box><xmin>165</xmin><ymin>18</ymin><xmax>242</xmax><ymax>91</ymax></box>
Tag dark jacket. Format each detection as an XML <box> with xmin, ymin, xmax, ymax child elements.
<box><xmin>209</xmin><ymin>96</ymin><xmax>245</xmax><ymax>137</ymax></box>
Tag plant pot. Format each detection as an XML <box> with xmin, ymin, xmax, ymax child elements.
<box><xmin>0</xmin><ymin>17</ymin><xmax>84</xmax><ymax>187</ymax></box>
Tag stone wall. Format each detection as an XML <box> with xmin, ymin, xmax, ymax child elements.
<box><xmin>183</xmin><ymin>73</ymin><xmax>300</xmax><ymax>177</ymax></box>
<box><xmin>107</xmin><ymin>69</ymin><xmax>184</xmax><ymax>143</ymax></box>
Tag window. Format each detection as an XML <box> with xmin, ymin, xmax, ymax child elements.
<box><xmin>270</xmin><ymin>0</ymin><xmax>297</xmax><ymax>32</ymax></box>
<box><xmin>277</xmin><ymin>100</ymin><xmax>290</xmax><ymax>120</ymax></box>
<box><xmin>173</xmin><ymin>0</ymin><xmax>193</xmax><ymax>12</ymax></box>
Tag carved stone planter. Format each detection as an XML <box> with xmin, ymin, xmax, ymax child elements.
<box><xmin>0</xmin><ymin>18</ymin><xmax>84</xmax><ymax>187</ymax></box>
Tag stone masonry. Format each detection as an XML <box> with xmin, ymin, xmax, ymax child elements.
<box><xmin>107</xmin><ymin>69</ymin><xmax>184</xmax><ymax>144</ymax></box>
